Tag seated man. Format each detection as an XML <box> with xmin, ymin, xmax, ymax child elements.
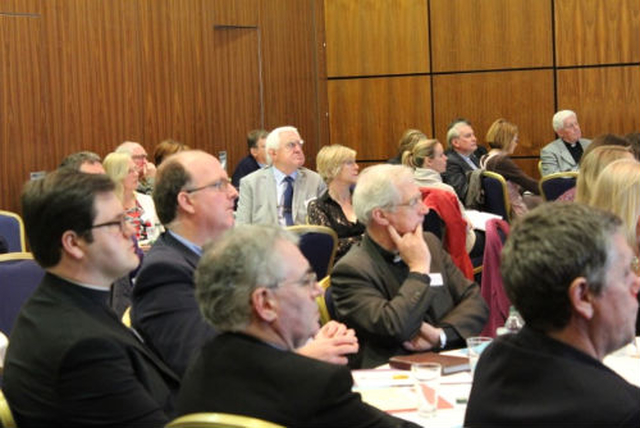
<box><xmin>443</xmin><ymin>119</ymin><xmax>486</xmax><ymax>201</ymax></box>
<box><xmin>3</xmin><ymin>169</ymin><xmax>179</xmax><ymax>427</ymax></box>
<box><xmin>231</xmin><ymin>129</ymin><xmax>268</xmax><ymax>189</ymax></box>
<box><xmin>59</xmin><ymin>151</ymin><xmax>106</xmax><ymax>174</ymax></box>
<box><xmin>177</xmin><ymin>224</ymin><xmax>418</xmax><ymax>428</ymax></box>
<box><xmin>116</xmin><ymin>140</ymin><xmax>156</xmax><ymax>194</ymax></box>
<box><xmin>133</xmin><ymin>150</ymin><xmax>357</xmax><ymax>377</ymax></box>
<box><xmin>540</xmin><ymin>109</ymin><xmax>591</xmax><ymax>176</ymax></box>
<box><xmin>236</xmin><ymin>125</ymin><xmax>326</xmax><ymax>226</ymax></box>
<box><xmin>331</xmin><ymin>164</ymin><xmax>488</xmax><ymax>369</ymax></box>
<box><xmin>465</xmin><ymin>203</ymin><xmax>640</xmax><ymax>426</ymax></box>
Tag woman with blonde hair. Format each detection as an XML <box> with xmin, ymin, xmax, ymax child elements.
<box><xmin>402</xmin><ymin>138</ymin><xmax>476</xmax><ymax>253</ymax></box>
<box><xmin>307</xmin><ymin>144</ymin><xmax>364</xmax><ymax>260</ymax></box>
<box><xmin>103</xmin><ymin>152</ymin><xmax>160</xmax><ymax>244</ymax></box>
<box><xmin>388</xmin><ymin>129</ymin><xmax>426</xmax><ymax>164</ymax></box>
<box><xmin>481</xmin><ymin>118</ymin><xmax>540</xmax><ymax>217</ymax></box>
<box><xmin>572</xmin><ymin>145</ymin><xmax>633</xmax><ymax>203</ymax></box>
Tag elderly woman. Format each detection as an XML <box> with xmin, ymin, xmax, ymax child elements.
<box><xmin>402</xmin><ymin>138</ymin><xmax>476</xmax><ymax>253</ymax></box>
<box><xmin>481</xmin><ymin>118</ymin><xmax>540</xmax><ymax>217</ymax></box>
<box><xmin>307</xmin><ymin>144</ymin><xmax>364</xmax><ymax>261</ymax></box>
<box><xmin>103</xmin><ymin>152</ymin><xmax>160</xmax><ymax>244</ymax></box>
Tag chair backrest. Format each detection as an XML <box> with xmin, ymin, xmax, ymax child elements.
<box><xmin>537</xmin><ymin>160</ymin><xmax>543</xmax><ymax>176</ymax></box>
<box><xmin>166</xmin><ymin>412</ymin><xmax>284</xmax><ymax>428</ymax></box>
<box><xmin>0</xmin><ymin>252</ymin><xmax>45</xmax><ymax>336</ymax></box>
<box><xmin>286</xmin><ymin>225</ymin><xmax>338</xmax><ymax>279</ymax></box>
<box><xmin>481</xmin><ymin>171</ymin><xmax>511</xmax><ymax>222</ymax></box>
<box><xmin>0</xmin><ymin>211</ymin><xmax>26</xmax><ymax>253</ymax></box>
<box><xmin>539</xmin><ymin>171</ymin><xmax>578</xmax><ymax>201</ymax></box>
<box><xmin>422</xmin><ymin>207</ymin><xmax>443</xmax><ymax>240</ymax></box>
<box><xmin>0</xmin><ymin>388</ymin><xmax>17</xmax><ymax>428</ymax></box>
<box><xmin>316</xmin><ymin>276</ymin><xmax>332</xmax><ymax>325</ymax></box>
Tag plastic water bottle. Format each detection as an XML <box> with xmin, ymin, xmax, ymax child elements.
<box><xmin>503</xmin><ymin>306</ymin><xmax>524</xmax><ymax>333</ymax></box>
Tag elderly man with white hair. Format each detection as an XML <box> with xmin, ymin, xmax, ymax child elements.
<box><xmin>235</xmin><ymin>126</ymin><xmax>326</xmax><ymax>226</ymax></box>
<box><xmin>331</xmin><ymin>164</ymin><xmax>488</xmax><ymax>369</ymax></box>
<box><xmin>116</xmin><ymin>140</ymin><xmax>156</xmax><ymax>194</ymax></box>
<box><xmin>540</xmin><ymin>110</ymin><xmax>592</xmax><ymax>176</ymax></box>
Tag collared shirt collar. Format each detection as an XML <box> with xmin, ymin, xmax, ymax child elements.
<box><xmin>168</xmin><ymin>230</ymin><xmax>202</xmax><ymax>256</ymax></box>
<box><xmin>272</xmin><ymin>166</ymin><xmax>299</xmax><ymax>184</ymax></box>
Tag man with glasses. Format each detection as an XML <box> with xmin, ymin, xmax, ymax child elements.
<box><xmin>540</xmin><ymin>110</ymin><xmax>591</xmax><ymax>176</ymax></box>
<box><xmin>176</xmin><ymin>224</ymin><xmax>418</xmax><ymax>428</ymax></box>
<box><xmin>116</xmin><ymin>140</ymin><xmax>156</xmax><ymax>194</ymax></box>
<box><xmin>236</xmin><ymin>125</ymin><xmax>326</xmax><ymax>226</ymax></box>
<box><xmin>133</xmin><ymin>150</ymin><xmax>357</xmax><ymax>377</ymax></box>
<box><xmin>3</xmin><ymin>169</ymin><xmax>179</xmax><ymax>427</ymax></box>
<box><xmin>331</xmin><ymin>164</ymin><xmax>488</xmax><ymax>368</ymax></box>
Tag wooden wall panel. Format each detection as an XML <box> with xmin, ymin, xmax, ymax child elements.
<box><xmin>557</xmin><ymin>66</ymin><xmax>640</xmax><ymax>136</ymax></box>
<box><xmin>328</xmin><ymin>76</ymin><xmax>432</xmax><ymax>161</ymax></box>
<box><xmin>433</xmin><ymin>70</ymin><xmax>556</xmax><ymax>156</ymax></box>
<box><xmin>260</xmin><ymin>0</ymin><xmax>324</xmax><ymax>168</ymax></box>
<box><xmin>0</xmin><ymin>11</ymin><xmax>49</xmax><ymax>212</ymax></box>
<box><xmin>209</xmin><ymin>27</ymin><xmax>262</xmax><ymax>171</ymax></box>
<box><xmin>42</xmin><ymin>0</ymin><xmax>143</xmax><ymax>158</ymax></box>
<box><xmin>325</xmin><ymin>0</ymin><xmax>429</xmax><ymax>77</ymax></box>
<box><xmin>138</xmin><ymin>1</ymin><xmax>206</xmax><ymax>154</ymax></box>
<box><xmin>210</xmin><ymin>0</ymin><xmax>259</xmax><ymax>26</ymax></box>
<box><xmin>555</xmin><ymin>0</ymin><xmax>640</xmax><ymax>66</ymax></box>
<box><xmin>430</xmin><ymin>0</ymin><xmax>553</xmax><ymax>72</ymax></box>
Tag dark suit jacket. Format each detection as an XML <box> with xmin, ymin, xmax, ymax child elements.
<box><xmin>132</xmin><ymin>232</ymin><xmax>216</xmax><ymax>377</ymax></box>
<box><xmin>177</xmin><ymin>332</ymin><xmax>418</xmax><ymax>428</ymax></box>
<box><xmin>465</xmin><ymin>327</ymin><xmax>640</xmax><ymax>427</ymax></box>
<box><xmin>231</xmin><ymin>154</ymin><xmax>261</xmax><ymax>189</ymax></box>
<box><xmin>332</xmin><ymin>233</ymin><xmax>488</xmax><ymax>368</ymax></box>
<box><xmin>3</xmin><ymin>273</ymin><xmax>179</xmax><ymax>428</ymax></box>
<box><xmin>443</xmin><ymin>148</ymin><xmax>485</xmax><ymax>201</ymax></box>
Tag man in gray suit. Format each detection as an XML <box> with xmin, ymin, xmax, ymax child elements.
<box><xmin>540</xmin><ymin>110</ymin><xmax>591</xmax><ymax>176</ymax></box>
<box><xmin>236</xmin><ymin>126</ymin><xmax>326</xmax><ymax>226</ymax></box>
<box><xmin>331</xmin><ymin>164</ymin><xmax>488</xmax><ymax>368</ymax></box>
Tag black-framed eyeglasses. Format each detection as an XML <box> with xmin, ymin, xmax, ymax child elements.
<box><xmin>90</xmin><ymin>215</ymin><xmax>131</xmax><ymax>233</ymax></box>
<box><xmin>184</xmin><ymin>178</ymin><xmax>231</xmax><ymax>193</ymax></box>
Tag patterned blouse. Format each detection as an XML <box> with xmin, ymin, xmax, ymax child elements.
<box><xmin>307</xmin><ymin>190</ymin><xmax>365</xmax><ymax>261</ymax></box>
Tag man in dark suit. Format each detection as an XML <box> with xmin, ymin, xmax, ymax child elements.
<box><xmin>177</xmin><ymin>224</ymin><xmax>417</xmax><ymax>428</ymax></box>
<box><xmin>133</xmin><ymin>150</ymin><xmax>358</xmax><ymax>377</ymax></box>
<box><xmin>231</xmin><ymin>129</ymin><xmax>268</xmax><ymax>189</ymax></box>
<box><xmin>443</xmin><ymin>119</ymin><xmax>487</xmax><ymax>201</ymax></box>
<box><xmin>465</xmin><ymin>203</ymin><xmax>640</xmax><ymax>426</ymax></box>
<box><xmin>3</xmin><ymin>169</ymin><xmax>179</xmax><ymax>427</ymax></box>
<box><xmin>331</xmin><ymin>164</ymin><xmax>488</xmax><ymax>369</ymax></box>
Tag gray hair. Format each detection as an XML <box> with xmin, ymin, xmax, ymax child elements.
<box><xmin>353</xmin><ymin>164</ymin><xmax>414</xmax><ymax>225</ymax></box>
<box><xmin>59</xmin><ymin>151</ymin><xmax>102</xmax><ymax>171</ymax></box>
<box><xmin>501</xmin><ymin>203</ymin><xmax>621</xmax><ymax>332</ymax></box>
<box><xmin>552</xmin><ymin>110</ymin><xmax>577</xmax><ymax>132</ymax></box>
<box><xmin>195</xmin><ymin>225</ymin><xmax>299</xmax><ymax>332</ymax></box>
<box><xmin>265</xmin><ymin>126</ymin><xmax>299</xmax><ymax>165</ymax></box>
<box><xmin>446</xmin><ymin>120</ymin><xmax>470</xmax><ymax>148</ymax></box>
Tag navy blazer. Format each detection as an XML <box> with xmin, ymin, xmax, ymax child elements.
<box><xmin>133</xmin><ymin>232</ymin><xmax>216</xmax><ymax>377</ymax></box>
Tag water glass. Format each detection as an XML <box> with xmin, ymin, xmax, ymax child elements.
<box><xmin>411</xmin><ymin>362</ymin><xmax>441</xmax><ymax>418</ymax></box>
<box><xmin>466</xmin><ymin>336</ymin><xmax>493</xmax><ymax>377</ymax></box>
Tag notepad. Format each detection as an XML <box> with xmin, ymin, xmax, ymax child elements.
<box><xmin>388</xmin><ymin>352</ymin><xmax>470</xmax><ymax>375</ymax></box>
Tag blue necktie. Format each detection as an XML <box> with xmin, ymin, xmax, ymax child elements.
<box><xmin>283</xmin><ymin>176</ymin><xmax>294</xmax><ymax>226</ymax></box>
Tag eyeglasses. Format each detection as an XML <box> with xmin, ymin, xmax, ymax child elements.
<box><xmin>274</xmin><ymin>271</ymin><xmax>318</xmax><ymax>289</ymax></box>
<box><xmin>282</xmin><ymin>140</ymin><xmax>304</xmax><ymax>151</ymax></box>
<box><xmin>90</xmin><ymin>215</ymin><xmax>132</xmax><ymax>234</ymax></box>
<box><xmin>395</xmin><ymin>195</ymin><xmax>423</xmax><ymax>209</ymax></box>
<box><xmin>131</xmin><ymin>154</ymin><xmax>148</xmax><ymax>161</ymax></box>
<box><xmin>184</xmin><ymin>178</ymin><xmax>231</xmax><ymax>193</ymax></box>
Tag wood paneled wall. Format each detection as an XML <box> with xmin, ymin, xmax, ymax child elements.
<box><xmin>324</xmin><ymin>0</ymin><xmax>640</xmax><ymax>179</ymax></box>
<box><xmin>0</xmin><ymin>0</ymin><xmax>326</xmax><ymax>213</ymax></box>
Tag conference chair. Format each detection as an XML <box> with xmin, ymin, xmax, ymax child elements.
<box><xmin>0</xmin><ymin>252</ymin><xmax>45</xmax><ymax>336</ymax></box>
<box><xmin>481</xmin><ymin>171</ymin><xmax>511</xmax><ymax>222</ymax></box>
<box><xmin>0</xmin><ymin>210</ymin><xmax>26</xmax><ymax>253</ymax></box>
<box><xmin>537</xmin><ymin>160</ymin><xmax>543</xmax><ymax>176</ymax></box>
<box><xmin>539</xmin><ymin>171</ymin><xmax>578</xmax><ymax>201</ymax></box>
<box><xmin>0</xmin><ymin>388</ymin><xmax>16</xmax><ymax>428</ymax></box>
<box><xmin>316</xmin><ymin>276</ymin><xmax>333</xmax><ymax>325</ymax></box>
<box><xmin>166</xmin><ymin>412</ymin><xmax>284</xmax><ymax>428</ymax></box>
<box><xmin>286</xmin><ymin>225</ymin><xmax>338</xmax><ymax>280</ymax></box>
